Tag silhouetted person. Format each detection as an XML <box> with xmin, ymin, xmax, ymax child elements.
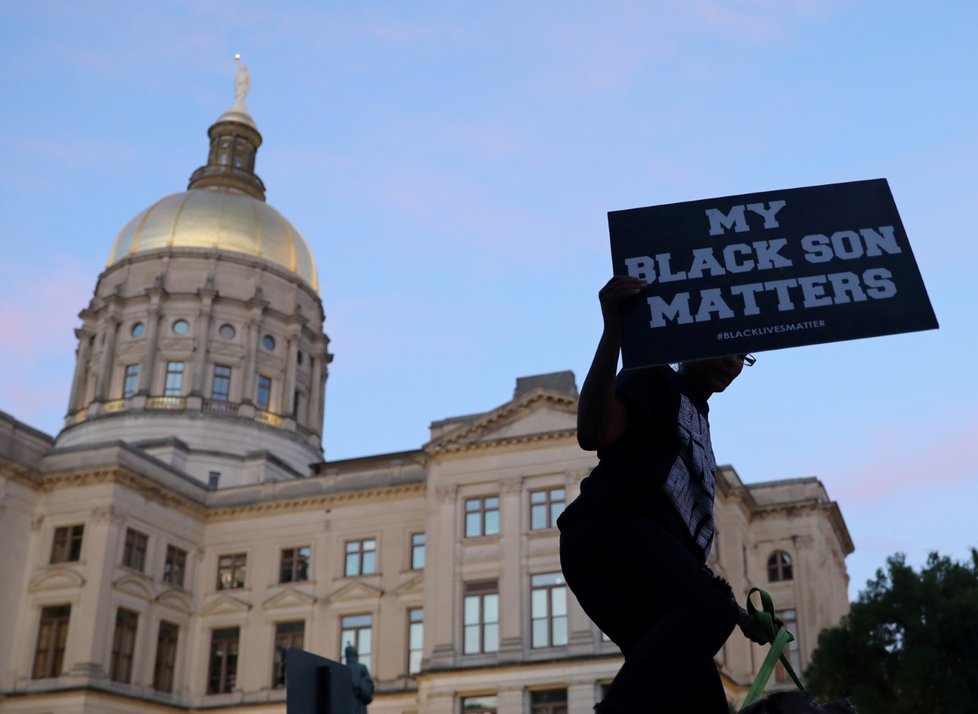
<box><xmin>344</xmin><ymin>644</ymin><xmax>374</xmax><ymax>714</ymax></box>
<box><xmin>558</xmin><ymin>276</ymin><xmax>760</xmax><ymax>714</ymax></box>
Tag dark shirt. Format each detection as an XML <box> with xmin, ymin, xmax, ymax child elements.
<box><xmin>558</xmin><ymin>365</ymin><xmax>717</xmax><ymax>562</ymax></box>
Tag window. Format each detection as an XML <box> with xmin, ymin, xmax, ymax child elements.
<box><xmin>272</xmin><ymin>621</ymin><xmax>305</xmax><ymax>688</ymax></box>
<box><xmin>340</xmin><ymin>614</ymin><xmax>373</xmax><ymax>672</ymax></box>
<box><xmin>163</xmin><ymin>545</ymin><xmax>187</xmax><ymax>587</ymax></box>
<box><xmin>465</xmin><ymin>496</ymin><xmax>500</xmax><ymax>538</ymax></box>
<box><xmin>461</xmin><ymin>695</ymin><xmax>497</xmax><ymax>714</ymax></box>
<box><xmin>32</xmin><ymin>605</ymin><xmax>71</xmax><ymax>679</ymax></box>
<box><xmin>292</xmin><ymin>389</ymin><xmax>302</xmax><ymax>418</ymax></box>
<box><xmin>211</xmin><ymin>364</ymin><xmax>231</xmax><ymax>402</ymax></box>
<box><xmin>531</xmin><ymin>572</ymin><xmax>568</xmax><ymax>648</ymax></box>
<box><xmin>50</xmin><ymin>524</ymin><xmax>84</xmax><ymax>563</ymax></box>
<box><xmin>345</xmin><ymin>539</ymin><xmax>377</xmax><ymax>577</ymax></box>
<box><xmin>407</xmin><ymin>608</ymin><xmax>423</xmax><ymax>675</ymax></box>
<box><xmin>218</xmin><ymin>323</ymin><xmax>236</xmax><ymax>339</ymax></box>
<box><xmin>262</xmin><ymin>334</ymin><xmax>276</xmax><ymax>351</ymax></box>
<box><xmin>153</xmin><ymin>621</ymin><xmax>179</xmax><ymax>693</ymax></box>
<box><xmin>256</xmin><ymin>375</ymin><xmax>272</xmax><ymax>410</ymax></box>
<box><xmin>207</xmin><ymin>627</ymin><xmax>239</xmax><ymax>694</ymax></box>
<box><xmin>768</xmin><ymin>550</ymin><xmax>794</xmax><ymax>582</ymax></box>
<box><xmin>410</xmin><ymin>533</ymin><xmax>425</xmax><ymax>570</ymax></box>
<box><xmin>164</xmin><ymin>362</ymin><xmax>184</xmax><ymax>397</ymax></box>
<box><xmin>463</xmin><ymin>581</ymin><xmax>499</xmax><ymax>654</ymax></box>
<box><xmin>131</xmin><ymin>322</ymin><xmax>145</xmax><ymax>338</ymax></box>
<box><xmin>774</xmin><ymin>609</ymin><xmax>801</xmax><ymax>683</ymax></box>
<box><xmin>110</xmin><ymin>608</ymin><xmax>138</xmax><ymax>683</ymax></box>
<box><xmin>122</xmin><ymin>528</ymin><xmax>148</xmax><ymax>572</ymax></box>
<box><xmin>530</xmin><ymin>488</ymin><xmax>565</xmax><ymax>530</ymax></box>
<box><xmin>531</xmin><ymin>689</ymin><xmax>568</xmax><ymax>714</ymax></box>
<box><xmin>123</xmin><ymin>364</ymin><xmax>139</xmax><ymax>398</ymax></box>
<box><xmin>208</xmin><ymin>471</ymin><xmax>221</xmax><ymax>488</ymax></box>
<box><xmin>172</xmin><ymin>319</ymin><xmax>189</xmax><ymax>335</ymax></box>
<box><xmin>280</xmin><ymin>546</ymin><xmax>311</xmax><ymax>583</ymax></box>
<box><xmin>217</xmin><ymin>138</ymin><xmax>231</xmax><ymax>166</ymax></box>
<box><xmin>217</xmin><ymin>553</ymin><xmax>247</xmax><ymax>590</ymax></box>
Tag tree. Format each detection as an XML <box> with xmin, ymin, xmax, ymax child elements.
<box><xmin>805</xmin><ymin>549</ymin><xmax>978</xmax><ymax>714</ymax></box>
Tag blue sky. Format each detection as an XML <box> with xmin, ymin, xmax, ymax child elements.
<box><xmin>2</xmin><ymin>1</ymin><xmax>976</xmax><ymax>602</ymax></box>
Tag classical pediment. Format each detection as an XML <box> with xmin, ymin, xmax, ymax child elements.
<box><xmin>325</xmin><ymin>581</ymin><xmax>384</xmax><ymax>603</ymax></box>
<box><xmin>201</xmin><ymin>593</ymin><xmax>252</xmax><ymax>614</ymax></box>
<box><xmin>393</xmin><ymin>573</ymin><xmax>424</xmax><ymax>596</ymax></box>
<box><xmin>157</xmin><ymin>588</ymin><xmax>194</xmax><ymax>614</ymax></box>
<box><xmin>426</xmin><ymin>390</ymin><xmax>578</xmax><ymax>454</ymax></box>
<box><xmin>29</xmin><ymin>567</ymin><xmax>85</xmax><ymax>592</ymax></box>
<box><xmin>263</xmin><ymin>587</ymin><xmax>317</xmax><ymax>610</ymax></box>
<box><xmin>113</xmin><ymin>573</ymin><xmax>155</xmax><ymax>600</ymax></box>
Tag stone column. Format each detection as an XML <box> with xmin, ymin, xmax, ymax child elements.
<box><xmin>308</xmin><ymin>353</ymin><xmax>322</xmax><ymax>433</ymax></box>
<box><xmin>568</xmin><ymin>680</ymin><xmax>598</xmax><ymax>714</ymax></box>
<box><xmin>190</xmin><ymin>290</ymin><xmax>216</xmax><ymax>396</ymax></box>
<box><xmin>242</xmin><ymin>317</ymin><xmax>260</xmax><ymax>405</ymax></box>
<box><xmin>94</xmin><ymin>314</ymin><xmax>120</xmax><ymax>401</ymax></box>
<box><xmin>67</xmin><ymin>326</ymin><xmax>95</xmax><ymax>413</ymax></box>
<box><xmin>317</xmin><ymin>341</ymin><xmax>332</xmax><ymax>430</ymax></box>
<box><xmin>241</xmin><ymin>291</ymin><xmax>268</xmax><ymax>409</ymax></box>
<box><xmin>426</xmin><ymin>482</ymin><xmax>459</xmax><ymax>669</ymax></box>
<box><xmin>497</xmin><ymin>478</ymin><xmax>524</xmax><ymax>662</ymax></box>
<box><xmin>66</xmin><ymin>505</ymin><xmax>125</xmax><ymax>680</ymax></box>
<box><xmin>280</xmin><ymin>324</ymin><xmax>300</xmax><ymax>416</ymax></box>
<box><xmin>137</xmin><ymin>292</ymin><xmax>164</xmax><ymax>395</ymax></box>
<box><xmin>497</xmin><ymin>686</ymin><xmax>524</xmax><ymax>714</ymax></box>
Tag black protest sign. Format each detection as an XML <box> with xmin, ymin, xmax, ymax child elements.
<box><xmin>609</xmin><ymin>179</ymin><xmax>938</xmax><ymax>368</ymax></box>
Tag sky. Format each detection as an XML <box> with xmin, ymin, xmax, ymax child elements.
<box><xmin>1</xmin><ymin>1</ymin><xmax>976</xmax><ymax>603</ymax></box>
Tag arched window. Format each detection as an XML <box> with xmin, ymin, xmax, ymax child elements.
<box><xmin>767</xmin><ymin>550</ymin><xmax>793</xmax><ymax>582</ymax></box>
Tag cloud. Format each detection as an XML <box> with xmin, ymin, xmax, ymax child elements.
<box><xmin>833</xmin><ymin>414</ymin><xmax>978</xmax><ymax>505</ymax></box>
<box><xmin>689</xmin><ymin>0</ymin><xmax>832</xmax><ymax>42</ymax></box>
<box><xmin>0</xmin><ymin>257</ymin><xmax>93</xmax><ymax>433</ymax></box>
<box><xmin>0</xmin><ymin>259</ymin><xmax>89</xmax><ymax>370</ymax></box>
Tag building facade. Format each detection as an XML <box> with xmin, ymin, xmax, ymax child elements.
<box><xmin>0</xmin><ymin>70</ymin><xmax>853</xmax><ymax>714</ymax></box>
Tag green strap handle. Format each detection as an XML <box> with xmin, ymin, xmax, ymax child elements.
<box><xmin>739</xmin><ymin>588</ymin><xmax>805</xmax><ymax>710</ymax></box>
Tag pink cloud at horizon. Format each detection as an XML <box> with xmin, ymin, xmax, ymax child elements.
<box><xmin>832</xmin><ymin>416</ymin><xmax>978</xmax><ymax>505</ymax></box>
<box><xmin>0</xmin><ymin>261</ymin><xmax>90</xmax><ymax>365</ymax></box>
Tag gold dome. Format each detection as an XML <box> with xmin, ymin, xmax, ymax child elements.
<box><xmin>107</xmin><ymin>186</ymin><xmax>319</xmax><ymax>291</ymax></box>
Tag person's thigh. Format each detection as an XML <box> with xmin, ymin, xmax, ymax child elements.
<box><xmin>560</xmin><ymin>512</ymin><xmax>723</xmax><ymax>653</ymax></box>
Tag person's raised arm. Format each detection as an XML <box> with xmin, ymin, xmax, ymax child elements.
<box><xmin>577</xmin><ymin>276</ymin><xmax>647</xmax><ymax>450</ymax></box>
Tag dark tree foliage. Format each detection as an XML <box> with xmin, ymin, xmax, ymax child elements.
<box><xmin>805</xmin><ymin>549</ymin><xmax>978</xmax><ymax>714</ymax></box>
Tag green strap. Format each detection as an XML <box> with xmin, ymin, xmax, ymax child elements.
<box><xmin>739</xmin><ymin>588</ymin><xmax>805</xmax><ymax>711</ymax></box>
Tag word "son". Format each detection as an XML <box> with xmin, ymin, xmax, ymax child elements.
<box><xmin>625</xmin><ymin>227</ymin><xmax>902</xmax><ymax>285</ymax></box>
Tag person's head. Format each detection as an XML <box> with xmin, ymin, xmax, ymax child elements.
<box><xmin>344</xmin><ymin>644</ymin><xmax>358</xmax><ymax>664</ymax></box>
<box><xmin>677</xmin><ymin>353</ymin><xmax>753</xmax><ymax>401</ymax></box>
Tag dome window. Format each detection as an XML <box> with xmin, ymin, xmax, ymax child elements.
<box><xmin>219</xmin><ymin>324</ymin><xmax>236</xmax><ymax>340</ymax></box>
<box><xmin>262</xmin><ymin>334</ymin><xmax>276</xmax><ymax>351</ymax></box>
<box><xmin>131</xmin><ymin>322</ymin><xmax>145</xmax><ymax>338</ymax></box>
<box><xmin>172</xmin><ymin>319</ymin><xmax>190</xmax><ymax>335</ymax></box>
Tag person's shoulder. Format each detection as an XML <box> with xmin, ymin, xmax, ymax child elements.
<box><xmin>617</xmin><ymin>364</ymin><xmax>676</xmax><ymax>393</ymax></box>
<box><xmin>615</xmin><ymin>365</ymin><xmax>680</xmax><ymax>419</ymax></box>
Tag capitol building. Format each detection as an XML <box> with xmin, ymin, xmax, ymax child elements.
<box><xmin>0</xmin><ymin>67</ymin><xmax>853</xmax><ymax>714</ymax></box>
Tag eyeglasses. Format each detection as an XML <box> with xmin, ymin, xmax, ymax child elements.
<box><xmin>737</xmin><ymin>354</ymin><xmax>757</xmax><ymax>367</ymax></box>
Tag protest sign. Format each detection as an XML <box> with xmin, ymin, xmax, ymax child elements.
<box><xmin>609</xmin><ymin>179</ymin><xmax>938</xmax><ymax>368</ymax></box>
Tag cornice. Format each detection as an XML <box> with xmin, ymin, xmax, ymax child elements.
<box><xmin>0</xmin><ymin>456</ymin><xmax>44</xmax><ymax>490</ymax></box>
<box><xmin>205</xmin><ymin>482</ymin><xmax>426</xmax><ymax>521</ymax></box>
<box><xmin>39</xmin><ymin>467</ymin><xmax>208</xmax><ymax>519</ymax></box>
